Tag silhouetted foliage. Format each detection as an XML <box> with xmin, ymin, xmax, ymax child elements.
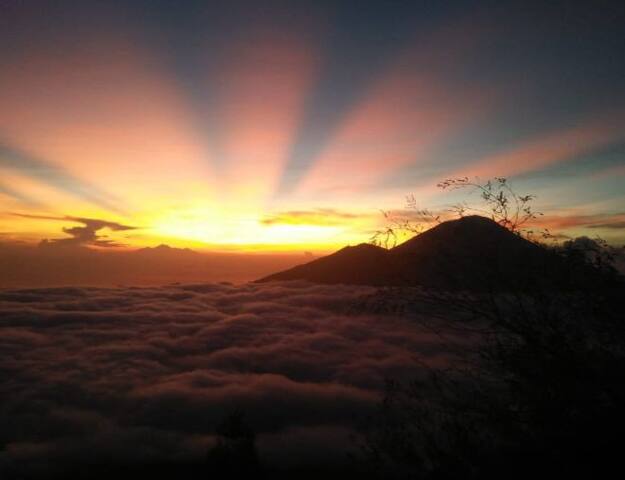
<box><xmin>557</xmin><ymin>235</ymin><xmax>624</xmax><ymax>278</ymax></box>
<box><xmin>361</xmin><ymin>180</ymin><xmax>625</xmax><ymax>478</ymax></box>
<box><xmin>361</xmin><ymin>279</ymin><xmax>625</xmax><ymax>477</ymax></box>
<box><xmin>371</xmin><ymin>177</ymin><xmax>548</xmax><ymax>249</ymax></box>
<box><xmin>437</xmin><ymin>177</ymin><xmax>542</xmax><ymax>235</ymax></box>
<box><xmin>206</xmin><ymin>410</ymin><xmax>261</xmax><ymax>475</ymax></box>
<box><xmin>371</xmin><ymin>207</ymin><xmax>440</xmax><ymax>249</ymax></box>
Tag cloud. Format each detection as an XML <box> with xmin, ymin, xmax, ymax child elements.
<box><xmin>13</xmin><ymin>213</ymin><xmax>136</xmax><ymax>248</ymax></box>
<box><xmin>534</xmin><ymin>212</ymin><xmax>625</xmax><ymax>231</ymax></box>
<box><xmin>0</xmin><ymin>281</ymin><xmax>470</xmax><ymax>475</ymax></box>
<box><xmin>588</xmin><ymin>221</ymin><xmax>625</xmax><ymax>230</ymax></box>
<box><xmin>261</xmin><ymin>208</ymin><xmax>364</xmax><ymax>226</ymax></box>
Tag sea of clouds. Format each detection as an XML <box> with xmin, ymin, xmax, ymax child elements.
<box><xmin>0</xmin><ymin>281</ymin><xmax>470</xmax><ymax>476</ymax></box>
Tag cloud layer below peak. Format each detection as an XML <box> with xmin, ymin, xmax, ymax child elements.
<box><xmin>0</xmin><ymin>281</ymin><xmax>470</xmax><ymax>476</ymax></box>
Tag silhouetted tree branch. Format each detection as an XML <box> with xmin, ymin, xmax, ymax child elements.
<box><xmin>371</xmin><ymin>177</ymin><xmax>552</xmax><ymax>249</ymax></box>
<box><xmin>437</xmin><ymin>177</ymin><xmax>542</xmax><ymax>235</ymax></box>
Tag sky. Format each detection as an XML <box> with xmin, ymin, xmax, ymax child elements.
<box><xmin>1</xmin><ymin>0</ymin><xmax>624</xmax><ymax>252</ymax></box>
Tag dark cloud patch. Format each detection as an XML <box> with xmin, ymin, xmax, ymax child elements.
<box><xmin>13</xmin><ymin>213</ymin><xmax>136</xmax><ymax>248</ymax></box>
<box><xmin>588</xmin><ymin>221</ymin><xmax>625</xmax><ymax>229</ymax></box>
<box><xmin>0</xmin><ymin>282</ymin><xmax>471</xmax><ymax>475</ymax></box>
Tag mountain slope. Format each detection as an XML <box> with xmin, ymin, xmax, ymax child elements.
<box><xmin>258</xmin><ymin>243</ymin><xmax>391</xmax><ymax>285</ymax></box>
<box><xmin>387</xmin><ymin>215</ymin><xmax>553</xmax><ymax>289</ymax></box>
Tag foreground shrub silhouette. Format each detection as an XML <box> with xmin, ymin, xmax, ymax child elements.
<box><xmin>206</xmin><ymin>410</ymin><xmax>261</xmax><ymax>475</ymax></box>
<box><xmin>361</xmin><ymin>282</ymin><xmax>625</xmax><ymax>478</ymax></box>
<box><xmin>360</xmin><ymin>178</ymin><xmax>625</xmax><ymax>478</ymax></box>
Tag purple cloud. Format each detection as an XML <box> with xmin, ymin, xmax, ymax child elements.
<box><xmin>0</xmin><ymin>281</ymin><xmax>472</xmax><ymax>476</ymax></box>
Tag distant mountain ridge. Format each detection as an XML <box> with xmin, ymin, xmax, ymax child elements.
<box><xmin>257</xmin><ymin>216</ymin><xmax>585</xmax><ymax>291</ymax></box>
<box><xmin>135</xmin><ymin>244</ymin><xmax>198</xmax><ymax>256</ymax></box>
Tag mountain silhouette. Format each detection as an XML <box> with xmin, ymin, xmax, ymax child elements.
<box><xmin>258</xmin><ymin>216</ymin><xmax>567</xmax><ymax>290</ymax></box>
<box><xmin>258</xmin><ymin>242</ymin><xmax>392</xmax><ymax>286</ymax></box>
<box><xmin>135</xmin><ymin>244</ymin><xmax>198</xmax><ymax>256</ymax></box>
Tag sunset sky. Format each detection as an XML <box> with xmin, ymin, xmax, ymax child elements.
<box><xmin>1</xmin><ymin>0</ymin><xmax>624</xmax><ymax>252</ymax></box>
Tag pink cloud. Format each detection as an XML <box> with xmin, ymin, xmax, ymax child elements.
<box><xmin>449</xmin><ymin>114</ymin><xmax>625</xmax><ymax>180</ymax></box>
